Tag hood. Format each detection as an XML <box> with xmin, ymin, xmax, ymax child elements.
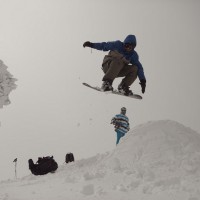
<box><xmin>124</xmin><ymin>35</ymin><xmax>137</xmax><ymax>46</ymax></box>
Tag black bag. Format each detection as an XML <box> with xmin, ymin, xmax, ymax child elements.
<box><xmin>28</xmin><ymin>156</ymin><xmax>58</xmax><ymax>175</ymax></box>
<box><xmin>65</xmin><ymin>153</ymin><xmax>74</xmax><ymax>163</ymax></box>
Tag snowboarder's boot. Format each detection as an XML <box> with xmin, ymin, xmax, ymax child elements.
<box><xmin>101</xmin><ymin>80</ymin><xmax>113</xmax><ymax>91</ymax></box>
<box><xmin>118</xmin><ymin>83</ymin><xmax>133</xmax><ymax>96</ymax></box>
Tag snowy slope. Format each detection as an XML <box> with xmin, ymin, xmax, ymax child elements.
<box><xmin>0</xmin><ymin>120</ymin><xmax>200</xmax><ymax>200</ymax></box>
<box><xmin>0</xmin><ymin>60</ymin><xmax>17</xmax><ymax>108</ymax></box>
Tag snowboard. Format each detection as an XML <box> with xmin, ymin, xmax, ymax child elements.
<box><xmin>82</xmin><ymin>82</ymin><xmax>142</xmax><ymax>100</ymax></box>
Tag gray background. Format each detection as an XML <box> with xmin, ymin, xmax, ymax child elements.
<box><xmin>0</xmin><ymin>0</ymin><xmax>200</xmax><ymax>181</ymax></box>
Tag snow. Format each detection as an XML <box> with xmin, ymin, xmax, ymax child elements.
<box><xmin>0</xmin><ymin>120</ymin><xmax>200</xmax><ymax>200</ymax></box>
<box><xmin>0</xmin><ymin>60</ymin><xmax>17</xmax><ymax>108</ymax></box>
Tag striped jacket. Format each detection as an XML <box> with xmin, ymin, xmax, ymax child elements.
<box><xmin>111</xmin><ymin>114</ymin><xmax>130</xmax><ymax>135</ymax></box>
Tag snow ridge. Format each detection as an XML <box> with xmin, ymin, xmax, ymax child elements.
<box><xmin>0</xmin><ymin>120</ymin><xmax>200</xmax><ymax>200</ymax></box>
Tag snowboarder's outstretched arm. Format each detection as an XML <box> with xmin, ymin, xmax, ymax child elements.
<box><xmin>130</xmin><ymin>52</ymin><xmax>146</xmax><ymax>93</ymax></box>
<box><xmin>83</xmin><ymin>41</ymin><xmax>122</xmax><ymax>51</ymax></box>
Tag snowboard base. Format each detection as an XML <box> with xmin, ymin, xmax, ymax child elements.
<box><xmin>83</xmin><ymin>82</ymin><xmax>142</xmax><ymax>100</ymax></box>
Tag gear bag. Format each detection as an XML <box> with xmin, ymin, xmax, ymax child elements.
<box><xmin>28</xmin><ymin>156</ymin><xmax>58</xmax><ymax>175</ymax></box>
<box><xmin>65</xmin><ymin>153</ymin><xmax>74</xmax><ymax>163</ymax></box>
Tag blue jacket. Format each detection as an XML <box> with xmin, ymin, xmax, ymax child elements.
<box><xmin>92</xmin><ymin>35</ymin><xmax>146</xmax><ymax>81</ymax></box>
<box><xmin>111</xmin><ymin>113</ymin><xmax>130</xmax><ymax>135</ymax></box>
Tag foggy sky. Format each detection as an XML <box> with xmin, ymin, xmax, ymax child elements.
<box><xmin>0</xmin><ymin>0</ymin><xmax>200</xmax><ymax>181</ymax></box>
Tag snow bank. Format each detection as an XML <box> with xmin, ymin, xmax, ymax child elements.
<box><xmin>102</xmin><ymin>120</ymin><xmax>200</xmax><ymax>195</ymax></box>
<box><xmin>0</xmin><ymin>60</ymin><xmax>17</xmax><ymax>108</ymax></box>
<box><xmin>0</xmin><ymin>120</ymin><xmax>200</xmax><ymax>200</ymax></box>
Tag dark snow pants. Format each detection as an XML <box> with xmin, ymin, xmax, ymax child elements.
<box><xmin>102</xmin><ymin>51</ymin><xmax>138</xmax><ymax>86</ymax></box>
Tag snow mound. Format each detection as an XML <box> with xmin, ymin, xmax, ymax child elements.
<box><xmin>0</xmin><ymin>120</ymin><xmax>200</xmax><ymax>200</ymax></box>
<box><xmin>101</xmin><ymin>120</ymin><xmax>200</xmax><ymax>193</ymax></box>
<box><xmin>0</xmin><ymin>60</ymin><xmax>17</xmax><ymax>108</ymax></box>
<box><xmin>106</xmin><ymin>120</ymin><xmax>200</xmax><ymax>176</ymax></box>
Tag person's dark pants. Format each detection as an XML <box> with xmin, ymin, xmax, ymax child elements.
<box><xmin>102</xmin><ymin>56</ymin><xmax>138</xmax><ymax>86</ymax></box>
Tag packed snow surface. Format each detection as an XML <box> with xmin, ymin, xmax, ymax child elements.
<box><xmin>0</xmin><ymin>120</ymin><xmax>200</xmax><ymax>200</ymax></box>
<box><xmin>0</xmin><ymin>60</ymin><xmax>17</xmax><ymax>108</ymax></box>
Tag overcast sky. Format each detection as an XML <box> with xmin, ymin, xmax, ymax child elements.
<box><xmin>0</xmin><ymin>0</ymin><xmax>200</xmax><ymax>181</ymax></box>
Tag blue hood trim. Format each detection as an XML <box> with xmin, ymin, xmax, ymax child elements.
<box><xmin>124</xmin><ymin>35</ymin><xmax>136</xmax><ymax>46</ymax></box>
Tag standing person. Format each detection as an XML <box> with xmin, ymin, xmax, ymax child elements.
<box><xmin>83</xmin><ymin>35</ymin><xmax>146</xmax><ymax>96</ymax></box>
<box><xmin>111</xmin><ymin>107</ymin><xmax>130</xmax><ymax>145</ymax></box>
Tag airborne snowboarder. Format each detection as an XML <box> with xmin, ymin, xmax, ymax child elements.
<box><xmin>83</xmin><ymin>35</ymin><xmax>146</xmax><ymax>96</ymax></box>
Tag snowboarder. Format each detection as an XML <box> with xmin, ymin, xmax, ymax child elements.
<box><xmin>83</xmin><ymin>35</ymin><xmax>146</xmax><ymax>96</ymax></box>
<box><xmin>111</xmin><ymin>107</ymin><xmax>130</xmax><ymax>145</ymax></box>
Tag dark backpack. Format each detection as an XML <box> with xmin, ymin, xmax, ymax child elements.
<box><xmin>29</xmin><ymin>156</ymin><xmax>58</xmax><ymax>175</ymax></box>
<box><xmin>65</xmin><ymin>153</ymin><xmax>74</xmax><ymax>163</ymax></box>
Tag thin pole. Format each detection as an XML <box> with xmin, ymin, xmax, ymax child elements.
<box><xmin>13</xmin><ymin>158</ymin><xmax>17</xmax><ymax>179</ymax></box>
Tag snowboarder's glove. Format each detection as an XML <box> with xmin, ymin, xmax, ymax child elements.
<box><xmin>139</xmin><ymin>79</ymin><xmax>146</xmax><ymax>93</ymax></box>
<box><xmin>83</xmin><ymin>41</ymin><xmax>93</xmax><ymax>48</ymax></box>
